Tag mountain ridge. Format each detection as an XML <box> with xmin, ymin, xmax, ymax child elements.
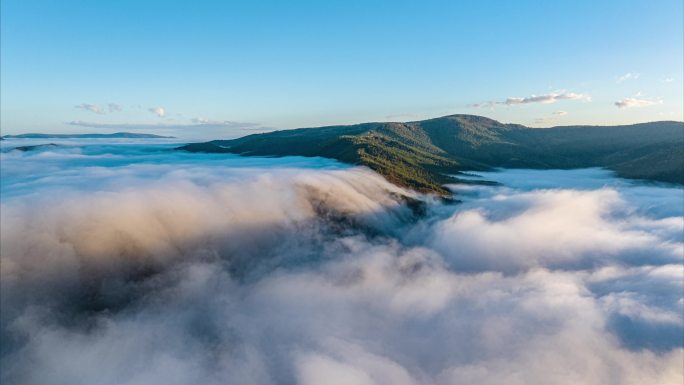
<box><xmin>178</xmin><ymin>114</ymin><xmax>684</xmax><ymax>195</ymax></box>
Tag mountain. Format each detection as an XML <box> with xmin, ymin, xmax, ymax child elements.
<box><xmin>178</xmin><ymin>115</ymin><xmax>684</xmax><ymax>195</ymax></box>
<box><xmin>2</xmin><ymin>132</ymin><xmax>174</xmax><ymax>139</ymax></box>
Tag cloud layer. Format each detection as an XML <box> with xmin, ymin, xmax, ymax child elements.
<box><xmin>0</xmin><ymin>142</ymin><xmax>682</xmax><ymax>385</ymax></box>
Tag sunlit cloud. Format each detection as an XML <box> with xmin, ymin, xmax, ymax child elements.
<box><xmin>503</xmin><ymin>92</ymin><xmax>590</xmax><ymax>105</ymax></box>
<box><xmin>469</xmin><ymin>91</ymin><xmax>591</xmax><ymax>109</ymax></box>
<box><xmin>1</xmin><ymin>146</ymin><xmax>681</xmax><ymax>384</ymax></box>
<box><xmin>614</xmin><ymin>97</ymin><xmax>662</xmax><ymax>109</ymax></box>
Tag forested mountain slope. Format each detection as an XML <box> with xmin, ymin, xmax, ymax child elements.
<box><xmin>179</xmin><ymin>115</ymin><xmax>684</xmax><ymax>195</ymax></box>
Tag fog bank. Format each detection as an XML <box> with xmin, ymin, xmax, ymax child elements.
<box><xmin>1</xmin><ymin>141</ymin><xmax>682</xmax><ymax>384</ymax></box>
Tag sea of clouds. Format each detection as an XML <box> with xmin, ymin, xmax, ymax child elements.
<box><xmin>1</xmin><ymin>139</ymin><xmax>682</xmax><ymax>385</ymax></box>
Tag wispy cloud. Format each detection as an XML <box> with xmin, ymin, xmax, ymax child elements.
<box><xmin>662</xmin><ymin>77</ymin><xmax>675</xmax><ymax>83</ymax></box>
<box><xmin>504</xmin><ymin>92</ymin><xmax>590</xmax><ymax>105</ymax></box>
<box><xmin>66</xmin><ymin>120</ymin><xmax>264</xmax><ymax>131</ymax></box>
<box><xmin>469</xmin><ymin>91</ymin><xmax>590</xmax><ymax>109</ymax></box>
<box><xmin>75</xmin><ymin>103</ymin><xmax>123</xmax><ymax>114</ymax></box>
<box><xmin>190</xmin><ymin>117</ymin><xmax>261</xmax><ymax>128</ymax></box>
<box><xmin>75</xmin><ymin>103</ymin><xmax>105</xmax><ymax>114</ymax></box>
<box><xmin>148</xmin><ymin>107</ymin><xmax>166</xmax><ymax>117</ymax></box>
<box><xmin>533</xmin><ymin>111</ymin><xmax>568</xmax><ymax>126</ymax></box>
<box><xmin>617</xmin><ymin>72</ymin><xmax>640</xmax><ymax>83</ymax></box>
<box><xmin>108</xmin><ymin>103</ymin><xmax>123</xmax><ymax>113</ymax></box>
<box><xmin>614</xmin><ymin>97</ymin><xmax>662</xmax><ymax>109</ymax></box>
<box><xmin>466</xmin><ymin>102</ymin><xmax>496</xmax><ymax>109</ymax></box>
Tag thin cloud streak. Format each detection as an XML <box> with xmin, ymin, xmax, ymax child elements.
<box><xmin>75</xmin><ymin>103</ymin><xmax>105</xmax><ymax>114</ymax></box>
<box><xmin>66</xmin><ymin>120</ymin><xmax>265</xmax><ymax>130</ymax></box>
<box><xmin>469</xmin><ymin>91</ymin><xmax>591</xmax><ymax>109</ymax></box>
<box><xmin>190</xmin><ymin>117</ymin><xmax>261</xmax><ymax>128</ymax></box>
<box><xmin>614</xmin><ymin>97</ymin><xmax>662</xmax><ymax>109</ymax></box>
<box><xmin>504</xmin><ymin>92</ymin><xmax>590</xmax><ymax>105</ymax></box>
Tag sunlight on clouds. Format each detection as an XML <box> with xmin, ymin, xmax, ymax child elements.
<box><xmin>0</xmin><ymin>142</ymin><xmax>682</xmax><ymax>385</ymax></box>
<box><xmin>615</xmin><ymin>97</ymin><xmax>662</xmax><ymax>109</ymax></box>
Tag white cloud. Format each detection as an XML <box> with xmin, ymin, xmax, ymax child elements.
<box><xmin>503</xmin><ymin>92</ymin><xmax>591</xmax><ymax>105</ymax></box>
<box><xmin>617</xmin><ymin>73</ymin><xmax>640</xmax><ymax>83</ymax></box>
<box><xmin>614</xmin><ymin>97</ymin><xmax>662</xmax><ymax>109</ymax></box>
<box><xmin>431</xmin><ymin>188</ymin><xmax>679</xmax><ymax>272</ymax></box>
<box><xmin>1</xmin><ymin>151</ymin><xmax>682</xmax><ymax>385</ymax></box>
<box><xmin>470</xmin><ymin>91</ymin><xmax>590</xmax><ymax>109</ymax></box>
<box><xmin>552</xmin><ymin>111</ymin><xmax>568</xmax><ymax>116</ymax></box>
<box><xmin>148</xmin><ymin>106</ymin><xmax>166</xmax><ymax>117</ymax></box>
<box><xmin>75</xmin><ymin>103</ymin><xmax>104</xmax><ymax>114</ymax></box>
<box><xmin>600</xmin><ymin>292</ymin><xmax>682</xmax><ymax>324</ymax></box>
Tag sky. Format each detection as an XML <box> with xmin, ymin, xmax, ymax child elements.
<box><xmin>1</xmin><ymin>0</ymin><xmax>683</xmax><ymax>138</ymax></box>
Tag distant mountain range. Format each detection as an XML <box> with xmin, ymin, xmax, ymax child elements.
<box><xmin>2</xmin><ymin>132</ymin><xmax>174</xmax><ymax>139</ymax></box>
<box><xmin>181</xmin><ymin>114</ymin><xmax>683</xmax><ymax>195</ymax></box>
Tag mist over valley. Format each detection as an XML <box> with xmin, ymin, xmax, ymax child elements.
<box><xmin>1</xmin><ymin>138</ymin><xmax>681</xmax><ymax>384</ymax></box>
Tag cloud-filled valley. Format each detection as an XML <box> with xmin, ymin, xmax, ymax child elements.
<box><xmin>0</xmin><ymin>140</ymin><xmax>682</xmax><ymax>385</ymax></box>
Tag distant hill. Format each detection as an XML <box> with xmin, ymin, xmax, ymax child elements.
<box><xmin>2</xmin><ymin>132</ymin><xmax>174</xmax><ymax>139</ymax></box>
<box><xmin>13</xmin><ymin>143</ymin><xmax>60</xmax><ymax>152</ymax></box>
<box><xmin>178</xmin><ymin>115</ymin><xmax>684</xmax><ymax>195</ymax></box>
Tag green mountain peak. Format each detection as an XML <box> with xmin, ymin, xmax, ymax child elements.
<box><xmin>179</xmin><ymin>115</ymin><xmax>684</xmax><ymax>195</ymax></box>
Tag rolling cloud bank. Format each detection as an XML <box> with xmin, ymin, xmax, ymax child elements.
<box><xmin>1</xmin><ymin>140</ymin><xmax>682</xmax><ymax>385</ymax></box>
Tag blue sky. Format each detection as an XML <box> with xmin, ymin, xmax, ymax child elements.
<box><xmin>1</xmin><ymin>0</ymin><xmax>682</xmax><ymax>138</ymax></box>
